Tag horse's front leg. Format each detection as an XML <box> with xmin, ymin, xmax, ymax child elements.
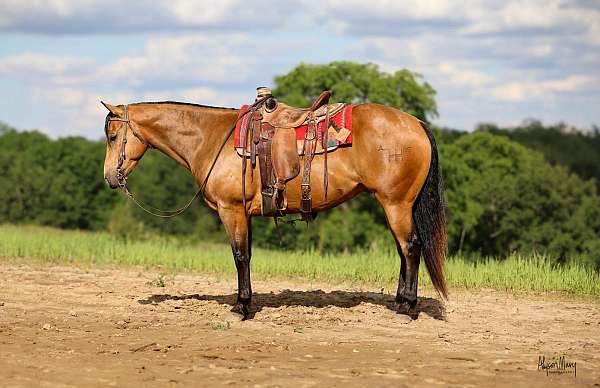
<box><xmin>218</xmin><ymin>207</ymin><xmax>252</xmax><ymax>320</ymax></box>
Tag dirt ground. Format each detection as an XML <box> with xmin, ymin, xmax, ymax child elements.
<box><xmin>0</xmin><ymin>263</ymin><xmax>599</xmax><ymax>387</ymax></box>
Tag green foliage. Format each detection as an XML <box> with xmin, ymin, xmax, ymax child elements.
<box><xmin>441</xmin><ymin>131</ymin><xmax>600</xmax><ymax>265</ymax></box>
<box><xmin>106</xmin><ymin>201</ymin><xmax>149</xmax><ymax>240</ymax></box>
<box><xmin>0</xmin><ymin>121</ymin><xmax>14</xmax><ymax>134</ymax></box>
<box><xmin>478</xmin><ymin>121</ymin><xmax>600</xmax><ymax>187</ymax></box>
<box><xmin>0</xmin><ymin>129</ymin><xmax>222</xmax><ymax>238</ymax></box>
<box><xmin>0</xmin><ymin>129</ymin><xmax>115</xmax><ymax>229</ymax></box>
<box><xmin>432</xmin><ymin>125</ymin><xmax>467</xmax><ymax>144</ymax></box>
<box><xmin>273</xmin><ymin>61</ymin><xmax>438</xmax><ymax>122</ymax></box>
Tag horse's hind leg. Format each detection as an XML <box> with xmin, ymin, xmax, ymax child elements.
<box><xmin>379</xmin><ymin>201</ymin><xmax>421</xmax><ymax>318</ymax></box>
<box><xmin>396</xmin><ymin>229</ymin><xmax>421</xmax><ymax>318</ymax></box>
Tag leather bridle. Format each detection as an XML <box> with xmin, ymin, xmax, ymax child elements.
<box><xmin>105</xmin><ymin>105</ymin><xmax>149</xmax><ymax>188</ymax></box>
<box><xmin>106</xmin><ymin>105</ymin><xmax>130</xmax><ymax>188</ymax></box>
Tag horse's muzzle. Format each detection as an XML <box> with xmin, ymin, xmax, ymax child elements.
<box><xmin>104</xmin><ymin>174</ymin><xmax>120</xmax><ymax>189</ymax></box>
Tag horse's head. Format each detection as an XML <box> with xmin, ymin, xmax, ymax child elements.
<box><xmin>102</xmin><ymin>102</ymin><xmax>149</xmax><ymax>189</ymax></box>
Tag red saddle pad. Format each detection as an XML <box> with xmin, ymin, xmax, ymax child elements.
<box><xmin>234</xmin><ymin>104</ymin><xmax>353</xmax><ymax>155</ymax></box>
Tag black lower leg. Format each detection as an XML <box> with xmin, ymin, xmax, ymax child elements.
<box><xmin>395</xmin><ymin>232</ymin><xmax>421</xmax><ymax>318</ymax></box>
<box><xmin>219</xmin><ymin>209</ymin><xmax>252</xmax><ymax>319</ymax></box>
<box><xmin>231</xmin><ymin>244</ymin><xmax>252</xmax><ymax>318</ymax></box>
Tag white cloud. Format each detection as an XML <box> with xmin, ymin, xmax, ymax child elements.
<box><xmin>488</xmin><ymin>75</ymin><xmax>594</xmax><ymax>102</ymax></box>
<box><xmin>346</xmin><ymin>35</ymin><xmax>495</xmax><ymax>92</ymax></box>
<box><xmin>32</xmin><ymin>85</ymin><xmax>244</xmax><ymax>137</ymax></box>
<box><xmin>0</xmin><ymin>0</ymin><xmax>293</xmax><ymax>34</ymax></box>
<box><xmin>1</xmin><ymin>33</ymin><xmax>257</xmax><ymax>89</ymax></box>
<box><xmin>0</xmin><ymin>53</ymin><xmax>92</xmax><ymax>78</ymax></box>
<box><xmin>98</xmin><ymin>34</ymin><xmax>254</xmax><ymax>87</ymax></box>
<box><xmin>335</xmin><ymin>1</ymin><xmax>600</xmax><ymax>130</ymax></box>
<box><xmin>309</xmin><ymin>0</ymin><xmax>600</xmax><ymax>45</ymax></box>
<box><xmin>459</xmin><ymin>0</ymin><xmax>600</xmax><ymax>46</ymax></box>
<box><xmin>437</xmin><ymin>63</ymin><xmax>495</xmax><ymax>88</ymax></box>
<box><xmin>0</xmin><ymin>31</ymin><xmax>261</xmax><ymax>137</ymax></box>
<box><xmin>32</xmin><ymin>87</ymin><xmax>87</xmax><ymax>107</ymax></box>
<box><xmin>175</xmin><ymin>87</ymin><xmax>230</xmax><ymax>105</ymax></box>
<box><xmin>307</xmin><ymin>0</ymin><xmax>466</xmax><ymax>23</ymax></box>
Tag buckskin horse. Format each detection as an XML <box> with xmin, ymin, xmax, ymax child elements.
<box><xmin>101</xmin><ymin>94</ymin><xmax>447</xmax><ymax>320</ymax></box>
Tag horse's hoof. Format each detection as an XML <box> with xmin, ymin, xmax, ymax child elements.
<box><xmin>394</xmin><ymin>301</ymin><xmax>418</xmax><ymax>320</ymax></box>
<box><xmin>229</xmin><ymin>304</ymin><xmax>249</xmax><ymax>321</ymax></box>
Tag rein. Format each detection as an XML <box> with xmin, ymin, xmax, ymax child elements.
<box><xmin>107</xmin><ymin>98</ymin><xmax>268</xmax><ymax>218</ymax></box>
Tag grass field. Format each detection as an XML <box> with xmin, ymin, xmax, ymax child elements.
<box><xmin>1</xmin><ymin>224</ymin><xmax>599</xmax><ymax>296</ymax></box>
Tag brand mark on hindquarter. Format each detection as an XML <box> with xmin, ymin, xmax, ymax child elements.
<box><xmin>377</xmin><ymin>145</ymin><xmax>412</xmax><ymax>162</ymax></box>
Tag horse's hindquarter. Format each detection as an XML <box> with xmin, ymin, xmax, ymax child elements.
<box><xmin>351</xmin><ymin>104</ymin><xmax>432</xmax><ymax>204</ymax></box>
<box><xmin>202</xmin><ymin>103</ymin><xmax>432</xmax><ymax>214</ymax></box>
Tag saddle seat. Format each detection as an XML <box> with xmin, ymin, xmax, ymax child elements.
<box><xmin>261</xmin><ymin>90</ymin><xmax>333</xmax><ymax>128</ymax></box>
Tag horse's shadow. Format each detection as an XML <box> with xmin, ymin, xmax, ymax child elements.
<box><xmin>138</xmin><ymin>289</ymin><xmax>446</xmax><ymax>321</ymax></box>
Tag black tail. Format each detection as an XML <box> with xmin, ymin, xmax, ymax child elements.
<box><xmin>413</xmin><ymin>123</ymin><xmax>448</xmax><ymax>299</ymax></box>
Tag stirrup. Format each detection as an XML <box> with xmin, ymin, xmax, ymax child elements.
<box><xmin>261</xmin><ymin>186</ymin><xmax>275</xmax><ymax>216</ymax></box>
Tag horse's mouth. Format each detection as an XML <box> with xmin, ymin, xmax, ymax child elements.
<box><xmin>104</xmin><ymin>175</ymin><xmax>121</xmax><ymax>189</ymax></box>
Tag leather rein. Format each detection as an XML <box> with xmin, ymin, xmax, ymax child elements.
<box><xmin>106</xmin><ymin>99</ymin><xmax>268</xmax><ymax>218</ymax></box>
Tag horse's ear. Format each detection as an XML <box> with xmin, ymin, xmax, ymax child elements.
<box><xmin>101</xmin><ymin>101</ymin><xmax>124</xmax><ymax>117</ymax></box>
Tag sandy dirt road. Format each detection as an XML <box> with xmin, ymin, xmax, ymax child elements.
<box><xmin>0</xmin><ymin>263</ymin><xmax>599</xmax><ymax>387</ymax></box>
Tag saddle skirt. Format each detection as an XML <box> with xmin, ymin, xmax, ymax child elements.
<box><xmin>234</xmin><ymin>103</ymin><xmax>353</xmax><ymax>156</ymax></box>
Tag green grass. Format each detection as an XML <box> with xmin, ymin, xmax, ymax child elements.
<box><xmin>1</xmin><ymin>224</ymin><xmax>599</xmax><ymax>296</ymax></box>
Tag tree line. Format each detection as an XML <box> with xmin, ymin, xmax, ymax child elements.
<box><xmin>1</xmin><ymin>62</ymin><xmax>599</xmax><ymax>269</ymax></box>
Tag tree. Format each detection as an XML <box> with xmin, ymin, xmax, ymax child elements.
<box><xmin>0</xmin><ymin>130</ymin><xmax>50</xmax><ymax>223</ymax></box>
<box><xmin>478</xmin><ymin>121</ymin><xmax>600</xmax><ymax>188</ymax></box>
<box><xmin>0</xmin><ymin>128</ymin><xmax>224</xmax><ymax>237</ymax></box>
<box><xmin>441</xmin><ymin>131</ymin><xmax>600</xmax><ymax>263</ymax></box>
<box><xmin>273</xmin><ymin>61</ymin><xmax>438</xmax><ymax>122</ymax></box>
<box><xmin>0</xmin><ymin>121</ymin><xmax>14</xmax><ymax>135</ymax></box>
<box><xmin>0</xmin><ymin>130</ymin><xmax>117</xmax><ymax>229</ymax></box>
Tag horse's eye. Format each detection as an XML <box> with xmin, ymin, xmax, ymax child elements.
<box><xmin>109</xmin><ymin>133</ymin><xmax>117</xmax><ymax>142</ymax></box>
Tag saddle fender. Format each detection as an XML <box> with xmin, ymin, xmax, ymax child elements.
<box><xmin>271</xmin><ymin>127</ymin><xmax>301</xmax><ymax>185</ymax></box>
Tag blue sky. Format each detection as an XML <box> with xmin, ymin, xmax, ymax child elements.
<box><xmin>0</xmin><ymin>0</ymin><xmax>598</xmax><ymax>138</ymax></box>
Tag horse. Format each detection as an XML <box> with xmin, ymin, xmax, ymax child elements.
<box><xmin>101</xmin><ymin>99</ymin><xmax>447</xmax><ymax>320</ymax></box>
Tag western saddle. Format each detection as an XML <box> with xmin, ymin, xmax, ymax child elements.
<box><xmin>239</xmin><ymin>87</ymin><xmax>339</xmax><ymax>218</ymax></box>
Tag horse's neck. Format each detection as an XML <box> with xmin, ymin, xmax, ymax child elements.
<box><xmin>136</xmin><ymin>104</ymin><xmax>238</xmax><ymax>174</ymax></box>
